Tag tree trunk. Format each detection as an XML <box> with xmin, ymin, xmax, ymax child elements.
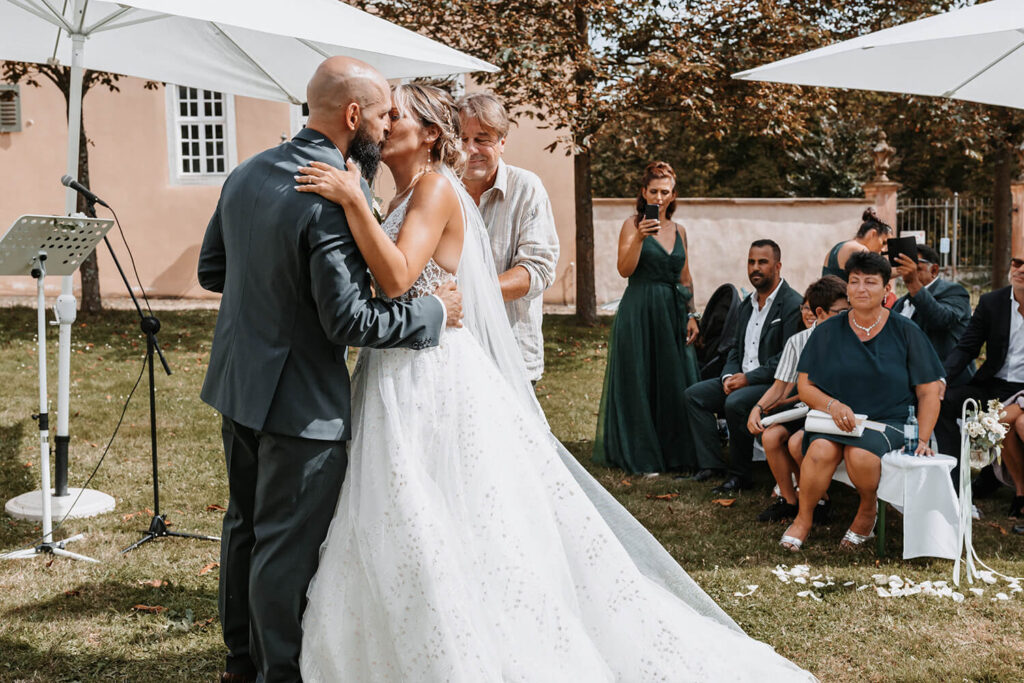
<box><xmin>574</xmin><ymin>147</ymin><xmax>597</xmax><ymax>326</ymax></box>
<box><xmin>993</xmin><ymin>144</ymin><xmax>1012</xmax><ymax>289</ymax></box>
<box><xmin>76</xmin><ymin>121</ymin><xmax>103</xmax><ymax>314</ymax></box>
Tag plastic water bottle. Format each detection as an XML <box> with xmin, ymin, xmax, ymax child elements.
<box><xmin>904</xmin><ymin>405</ymin><xmax>919</xmax><ymax>455</ymax></box>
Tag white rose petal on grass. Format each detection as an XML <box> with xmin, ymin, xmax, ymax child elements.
<box><xmin>876</xmin><ymin>587</ymin><xmax>892</xmax><ymax>598</ymax></box>
<box><xmin>844</xmin><ymin>581</ymin><xmax>855</xmax><ymax>587</ymax></box>
<box><xmin>873</xmin><ymin>575</ymin><xmax>889</xmax><ymax>586</ymax></box>
<box><xmin>794</xmin><ymin>577</ymin><xmax>807</xmax><ymax>584</ymax></box>
<box><xmin>996</xmin><ymin>593</ymin><xmax>1010</xmax><ymax>601</ymax></box>
<box><xmin>969</xmin><ymin>588</ymin><xmax>985</xmax><ymax>597</ymax></box>
<box><xmin>812</xmin><ymin>581</ymin><xmax>826</xmax><ymax>588</ymax></box>
<box><xmin>952</xmin><ymin>592</ymin><xmax>966</xmax><ymax>603</ymax></box>
<box><xmin>857</xmin><ymin>585</ymin><xmax>869</xmax><ymax>591</ymax></box>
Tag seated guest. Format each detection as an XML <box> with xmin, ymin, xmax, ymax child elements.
<box><xmin>684</xmin><ymin>240</ymin><xmax>803</xmax><ymax>493</ymax></box>
<box><xmin>781</xmin><ymin>252</ymin><xmax>944</xmax><ymax>551</ymax></box>
<box><xmin>938</xmin><ymin>254</ymin><xmax>1024</xmax><ymax>516</ymax></box>
<box><xmin>990</xmin><ymin>397</ymin><xmax>1024</xmax><ymax>519</ymax></box>
<box><xmin>822</xmin><ymin>208</ymin><xmax>892</xmax><ymax>280</ymax></box>
<box><xmin>592</xmin><ymin>161</ymin><xmax>701</xmax><ymax>475</ymax></box>
<box><xmin>892</xmin><ymin>243</ymin><xmax>973</xmax><ymax>385</ymax></box>
<box><xmin>747</xmin><ymin>276</ymin><xmax>849</xmax><ymax>522</ymax></box>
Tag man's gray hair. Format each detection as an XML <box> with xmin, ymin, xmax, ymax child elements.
<box><xmin>456</xmin><ymin>92</ymin><xmax>510</xmax><ymax>139</ymax></box>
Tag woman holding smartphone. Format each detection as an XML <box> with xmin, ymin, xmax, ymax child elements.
<box><xmin>593</xmin><ymin>161</ymin><xmax>702</xmax><ymax>475</ymax></box>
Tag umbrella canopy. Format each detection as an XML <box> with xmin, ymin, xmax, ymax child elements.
<box><xmin>732</xmin><ymin>0</ymin><xmax>1024</xmax><ymax>111</ymax></box>
<box><xmin>1</xmin><ymin>0</ymin><xmax>497</xmax><ymax>104</ymax></box>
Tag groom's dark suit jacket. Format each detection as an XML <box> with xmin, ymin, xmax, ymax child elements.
<box><xmin>198</xmin><ymin>127</ymin><xmax>443</xmax><ymax>441</ymax></box>
<box><xmin>893</xmin><ymin>277</ymin><xmax>973</xmax><ymax>386</ymax></box>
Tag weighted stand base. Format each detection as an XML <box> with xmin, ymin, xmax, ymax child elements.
<box><xmin>1</xmin><ymin>533</ymin><xmax>99</xmax><ymax>563</ymax></box>
<box><xmin>5</xmin><ymin>487</ymin><xmax>115</xmax><ymax>522</ymax></box>
<box><xmin>122</xmin><ymin>514</ymin><xmax>219</xmax><ymax>554</ymax></box>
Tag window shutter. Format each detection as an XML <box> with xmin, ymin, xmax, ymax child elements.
<box><xmin>0</xmin><ymin>84</ymin><xmax>21</xmax><ymax>133</ymax></box>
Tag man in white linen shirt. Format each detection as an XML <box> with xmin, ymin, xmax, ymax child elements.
<box><xmin>458</xmin><ymin>92</ymin><xmax>559</xmax><ymax>384</ymax></box>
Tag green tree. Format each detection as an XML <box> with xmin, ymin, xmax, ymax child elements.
<box><xmin>1</xmin><ymin>61</ymin><xmax>128</xmax><ymax>313</ymax></box>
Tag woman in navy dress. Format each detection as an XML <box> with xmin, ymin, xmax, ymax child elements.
<box><xmin>781</xmin><ymin>252</ymin><xmax>944</xmax><ymax>551</ymax></box>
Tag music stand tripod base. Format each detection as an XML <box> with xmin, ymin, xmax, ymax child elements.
<box><xmin>122</xmin><ymin>516</ymin><xmax>220</xmax><ymax>554</ymax></box>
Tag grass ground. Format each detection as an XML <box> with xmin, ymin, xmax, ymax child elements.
<box><xmin>0</xmin><ymin>308</ymin><xmax>1021</xmax><ymax>682</ymax></box>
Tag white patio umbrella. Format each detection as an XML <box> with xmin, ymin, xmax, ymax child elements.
<box><xmin>0</xmin><ymin>0</ymin><xmax>496</xmax><ymax>525</ymax></box>
<box><xmin>732</xmin><ymin>0</ymin><xmax>1024</xmax><ymax>111</ymax></box>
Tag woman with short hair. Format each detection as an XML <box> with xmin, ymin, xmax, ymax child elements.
<box><xmin>781</xmin><ymin>252</ymin><xmax>944</xmax><ymax>551</ymax></box>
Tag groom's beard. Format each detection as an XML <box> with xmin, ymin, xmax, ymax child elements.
<box><xmin>348</xmin><ymin>125</ymin><xmax>382</xmax><ymax>182</ymax></box>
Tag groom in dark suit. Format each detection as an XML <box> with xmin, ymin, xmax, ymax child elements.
<box><xmin>685</xmin><ymin>240</ymin><xmax>803</xmax><ymax>493</ymax></box>
<box><xmin>199</xmin><ymin>57</ymin><xmax>462</xmax><ymax>683</ymax></box>
<box><xmin>892</xmin><ymin>244</ymin><xmax>973</xmax><ymax>385</ymax></box>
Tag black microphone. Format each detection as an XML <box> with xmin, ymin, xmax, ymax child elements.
<box><xmin>60</xmin><ymin>174</ymin><xmax>109</xmax><ymax>208</ymax></box>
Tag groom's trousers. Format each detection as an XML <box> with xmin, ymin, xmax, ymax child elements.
<box><xmin>219</xmin><ymin>417</ymin><xmax>348</xmax><ymax>683</ymax></box>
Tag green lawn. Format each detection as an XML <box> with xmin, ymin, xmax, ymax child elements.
<box><xmin>0</xmin><ymin>308</ymin><xmax>1022</xmax><ymax>682</ymax></box>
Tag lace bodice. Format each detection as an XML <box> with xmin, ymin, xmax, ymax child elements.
<box><xmin>375</xmin><ymin>191</ymin><xmax>454</xmax><ymax>303</ymax></box>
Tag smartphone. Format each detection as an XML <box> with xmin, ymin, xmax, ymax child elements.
<box><xmin>886</xmin><ymin>236</ymin><xmax>918</xmax><ymax>266</ymax></box>
<box><xmin>643</xmin><ymin>204</ymin><xmax>660</xmax><ymax>222</ymax></box>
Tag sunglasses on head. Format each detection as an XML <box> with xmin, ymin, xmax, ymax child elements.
<box><xmin>1012</xmin><ymin>258</ymin><xmax>1024</xmax><ymax>270</ymax></box>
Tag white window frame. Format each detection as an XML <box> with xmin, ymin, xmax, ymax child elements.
<box><xmin>165</xmin><ymin>85</ymin><xmax>237</xmax><ymax>186</ymax></box>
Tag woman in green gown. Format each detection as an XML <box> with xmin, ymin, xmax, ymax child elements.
<box><xmin>593</xmin><ymin>162</ymin><xmax>701</xmax><ymax>475</ymax></box>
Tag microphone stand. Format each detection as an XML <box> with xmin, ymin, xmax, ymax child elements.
<box><xmin>78</xmin><ymin>197</ymin><xmax>219</xmax><ymax>553</ymax></box>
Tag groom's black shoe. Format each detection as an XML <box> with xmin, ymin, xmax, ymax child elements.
<box><xmin>711</xmin><ymin>475</ymin><xmax>752</xmax><ymax>495</ymax></box>
<box><xmin>221</xmin><ymin>674</ymin><xmax>257</xmax><ymax>683</ymax></box>
<box><xmin>690</xmin><ymin>468</ymin><xmax>724</xmax><ymax>482</ymax></box>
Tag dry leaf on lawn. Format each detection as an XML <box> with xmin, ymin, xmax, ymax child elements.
<box><xmin>132</xmin><ymin>604</ymin><xmax>165</xmax><ymax>613</ymax></box>
<box><xmin>985</xmin><ymin>522</ymin><xmax>1009</xmax><ymax>536</ymax></box>
<box><xmin>711</xmin><ymin>499</ymin><xmax>736</xmax><ymax>507</ymax></box>
<box><xmin>206</xmin><ymin>504</ymin><xmax>227</xmax><ymax>512</ymax></box>
<box><xmin>199</xmin><ymin>562</ymin><xmax>220</xmax><ymax>576</ymax></box>
<box><xmin>646</xmin><ymin>493</ymin><xmax>680</xmax><ymax>501</ymax></box>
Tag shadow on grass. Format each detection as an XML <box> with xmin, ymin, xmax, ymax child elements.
<box><xmin>0</xmin><ymin>634</ymin><xmax>222</xmax><ymax>682</ymax></box>
<box><xmin>0</xmin><ymin>420</ymin><xmax>31</xmax><ymax>497</ymax></box>
<box><xmin>5</xmin><ymin>578</ymin><xmax>217</xmax><ymax>623</ymax></box>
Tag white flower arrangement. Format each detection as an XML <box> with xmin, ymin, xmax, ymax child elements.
<box><xmin>965</xmin><ymin>399</ymin><xmax>1008</xmax><ymax>470</ymax></box>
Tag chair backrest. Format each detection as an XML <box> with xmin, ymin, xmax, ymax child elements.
<box><xmin>696</xmin><ymin>283</ymin><xmax>741</xmax><ymax>380</ymax></box>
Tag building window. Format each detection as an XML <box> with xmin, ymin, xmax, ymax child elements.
<box><xmin>289</xmin><ymin>103</ymin><xmax>308</xmax><ymax>139</ymax></box>
<box><xmin>0</xmin><ymin>84</ymin><xmax>21</xmax><ymax>133</ymax></box>
<box><xmin>166</xmin><ymin>85</ymin><xmax>236</xmax><ymax>185</ymax></box>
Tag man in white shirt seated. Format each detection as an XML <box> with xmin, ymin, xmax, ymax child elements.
<box><xmin>457</xmin><ymin>92</ymin><xmax>560</xmax><ymax>384</ymax></box>
<box><xmin>746</xmin><ymin>276</ymin><xmax>849</xmax><ymax>522</ymax></box>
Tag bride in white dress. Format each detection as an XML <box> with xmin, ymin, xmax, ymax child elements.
<box><xmin>294</xmin><ymin>83</ymin><xmax>815</xmax><ymax>683</ymax></box>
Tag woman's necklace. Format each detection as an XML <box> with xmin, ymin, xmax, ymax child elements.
<box><xmin>850</xmin><ymin>311</ymin><xmax>883</xmax><ymax>337</ymax></box>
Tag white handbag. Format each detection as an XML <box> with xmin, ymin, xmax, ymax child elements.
<box><xmin>804</xmin><ymin>409</ymin><xmax>868</xmax><ymax>437</ymax></box>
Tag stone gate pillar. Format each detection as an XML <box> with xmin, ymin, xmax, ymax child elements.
<box><xmin>1013</xmin><ymin>144</ymin><xmax>1024</xmax><ymax>257</ymax></box>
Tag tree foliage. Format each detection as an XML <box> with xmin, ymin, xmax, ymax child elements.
<box><xmin>1</xmin><ymin>61</ymin><xmax>128</xmax><ymax>313</ymax></box>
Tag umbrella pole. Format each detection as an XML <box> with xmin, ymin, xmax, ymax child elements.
<box><xmin>54</xmin><ymin>29</ymin><xmax>85</xmax><ymax>502</ymax></box>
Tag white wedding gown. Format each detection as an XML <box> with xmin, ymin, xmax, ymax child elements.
<box><xmin>299</xmin><ymin>181</ymin><xmax>815</xmax><ymax>682</ymax></box>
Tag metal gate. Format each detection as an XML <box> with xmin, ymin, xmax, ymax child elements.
<box><xmin>896</xmin><ymin>194</ymin><xmax>993</xmax><ymax>282</ymax></box>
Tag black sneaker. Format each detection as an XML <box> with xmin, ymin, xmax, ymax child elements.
<box><xmin>757</xmin><ymin>498</ymin><xmax>798</xmax><ymax>522</ymax></box>
<box><xmin>812</xmin><ymin>498</ymin><xmax>832</xmax><ymax>525</ymax></box>
<box><xmin>1008</xmin><ymin>496</ymin><xmax>1024</xmax><ymax>519</ymax></box>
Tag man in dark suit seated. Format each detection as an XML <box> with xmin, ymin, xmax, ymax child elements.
<box><xmin>937</xmin><ymin>255</ymin><xmax>1024</xmax><ymax>517</ymax></box>
<box><xmin>892</xmin><ymin>243</ymin><xmax>973</xmax><ymax>385</ymax></box>
<box><xmin>684</xmin><ymin>239</ymin><xmax>803</xmax><ymax>493</ymax></box>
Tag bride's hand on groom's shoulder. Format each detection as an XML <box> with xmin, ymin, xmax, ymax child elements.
<box><xmin>434</xmin><ymin>281</ymin><xmax>463</xmax><ymax>328</ymax></box>
<box><xmin>295</xmin><ymin>160</ymin><xmax>362</xmax><ymax>208</ymax></box>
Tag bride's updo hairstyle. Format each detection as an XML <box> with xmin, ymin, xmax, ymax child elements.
<box><xmin>392</xmin><ymin>83</ymin><xmax>467</xmax><ymax>175</ymax></box>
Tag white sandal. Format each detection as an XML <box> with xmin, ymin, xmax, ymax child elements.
<box><xmin>779</xmin><ymin>526</ymin><xmax>805</xmax><ymax>552</ymax></box>
<box><xmin>840</xmin><ymin>518</ymin><xmax>876</xmax><ymax>549</ymax></box>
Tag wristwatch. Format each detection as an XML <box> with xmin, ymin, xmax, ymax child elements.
<box><xmin>688</xmin><ymin>312</ymin><xmax>701</xmax><ymax>321</ymax></box>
